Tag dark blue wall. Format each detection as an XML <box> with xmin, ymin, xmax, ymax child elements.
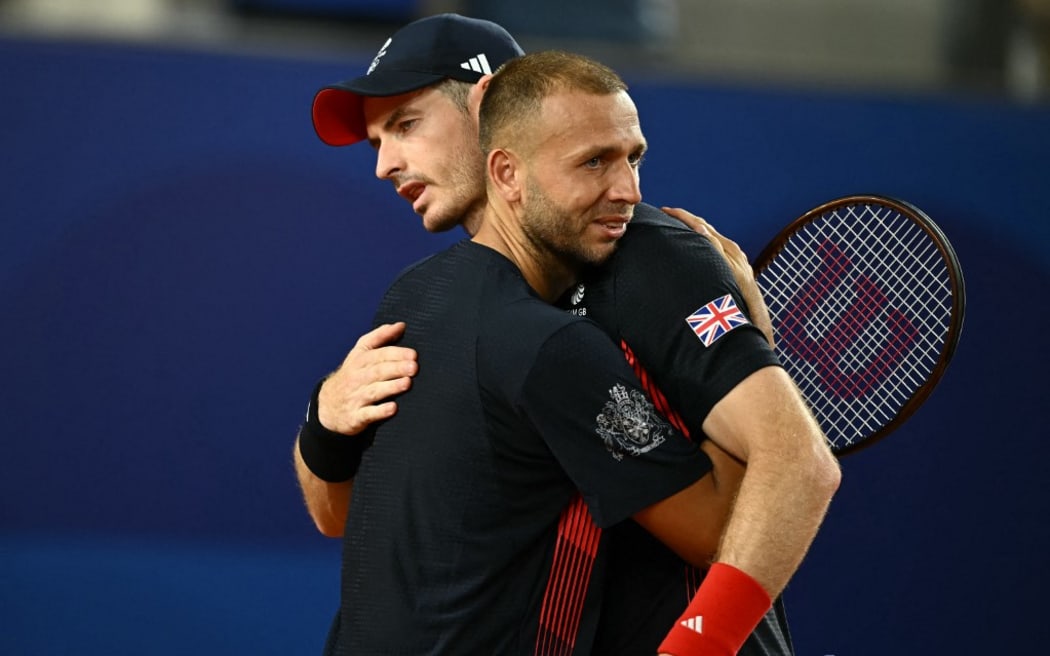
<box><xmin>2</xmin><ymin>36</ymin><xmax>1048</xmax><ymax>655</ymax></box>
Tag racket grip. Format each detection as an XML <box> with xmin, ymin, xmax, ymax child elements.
<box><xmin>657</xmin><ymin>562</ymin><xmax>771</xmax><ymax>656</ymax></box>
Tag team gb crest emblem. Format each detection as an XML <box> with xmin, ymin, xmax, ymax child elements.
<box><xmin>596</xmin><ymin>384</ymin><xmax>669</xmax><ymax>460</ymax></box>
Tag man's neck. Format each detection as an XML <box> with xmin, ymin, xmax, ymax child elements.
<box><xmin>459</xmin><ymin>196</ymin><xmax>487</xmax><ymax>237</ymax></box>
<box><xmin>472</xmin><ymin>206</ymin><xmax>576</xmax><ymax>303</ymax></box>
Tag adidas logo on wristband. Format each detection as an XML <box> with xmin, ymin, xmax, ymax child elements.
<box><xmin>680</xmin><ymin>616</ymin><xmax>703</xmax><ymax>634</ymax></box>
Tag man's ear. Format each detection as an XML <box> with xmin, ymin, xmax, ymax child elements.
<box><xmin>487</xmin><ymin>148</ymin><xmax>522</xmax><ymax>204</ymax></box>
<box><xmin>469</xmin><ymin>74</ymin><xmax>493</xmax><ymax>118</ymax></box>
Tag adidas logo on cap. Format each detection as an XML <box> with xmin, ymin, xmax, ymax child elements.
<box><xmin>460</xmin><ymin>53</ymin><xmax>492</xmax><ymax>75</ymax></box>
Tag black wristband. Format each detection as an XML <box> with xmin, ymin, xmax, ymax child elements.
<box><xmin>297</xmin><ymin>378</ymin><xmax>370</xmax><ymax>483</ymax></box>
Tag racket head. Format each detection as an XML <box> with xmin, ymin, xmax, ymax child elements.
<box><xmin>752</xmin><ymin>195</ymin><xmax>966</xmax><ymax>457</ymax></box>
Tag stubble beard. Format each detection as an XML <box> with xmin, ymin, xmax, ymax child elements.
<box><xmin>422</xmin><ymin>126</ymin><xmax>488</xmax><ymax>234</ymax></box>
<box><xmin>520</xmin><ymin>183</ymin><xmax>619</xmax><ymax>272</ymax></box>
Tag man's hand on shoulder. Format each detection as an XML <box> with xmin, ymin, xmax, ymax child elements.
<box><xmin>661</xmin><ymin>207</ymin><xmax>775</xmax><ymax>348</ymax></box>
<box><xmin>318</xmin><ymin>322</ymin><xmax>419</xmax><ymax>435</ymax></box>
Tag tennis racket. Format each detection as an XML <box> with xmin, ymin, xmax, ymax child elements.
<box><xmin>752</xmin><ymin>195</ymin><xmax>966</xmax><ymax>457</ymax></box>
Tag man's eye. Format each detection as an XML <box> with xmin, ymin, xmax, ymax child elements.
<box><xmin>398</xmin><ymin>119</ymin><xmax>418</xmax><ymax>134</ymax></box>
<box><xmin>585</xmin><ymin>157</ymin><xmax>602</xmax><ymax>168</ymax></box>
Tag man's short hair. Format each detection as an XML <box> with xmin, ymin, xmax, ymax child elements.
<box><xmin>479</xmin><ymin>50</ymin><xmax>629</xmax><ymax>154</ymax></box>
<box><xmin>434</xmin><ymin>78</ymin><xmax>473</xmax><ymax>114</ymax></box>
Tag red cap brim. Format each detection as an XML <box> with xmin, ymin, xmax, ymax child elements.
<box><xmin>312</xmin><ymin>87</ymin><xmax>367</xmax><ymax>147</ymax></box>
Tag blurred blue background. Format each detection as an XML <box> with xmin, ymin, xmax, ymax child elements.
<box><xmin>2</xmin><ymin>1</ymin><xmax>1049</xmax><ymax>654</ymax></box>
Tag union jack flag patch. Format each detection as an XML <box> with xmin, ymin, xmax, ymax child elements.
<box><xmin>686</xmin><ymin>294</ymin><xmax>750</xmax><ymax>347</ymax></box>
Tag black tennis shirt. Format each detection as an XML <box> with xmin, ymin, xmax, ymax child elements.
<box><xmin>562</xmin><ymin>203</ymin><xmax>793</xmax><ymax>655</ymax></box>
<box><xmin>324</xmin><ymin>239</ymin><xmax>712</xmax><ymax>655</ymax></box>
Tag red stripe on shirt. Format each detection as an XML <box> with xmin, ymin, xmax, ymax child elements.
<box><xmin>534</xmin><ymin>494</ymin><xmax>602</xmax><ymax>655</ymax></box>
<box><xmin>621</xmin><ymin>340</ymin><xmax>707</xmax><ymax>603</ymax></box>
<box><xmin>620</xmin><ymin>340</ymin><xmax>691</xmax><ymax>440</ymax></box>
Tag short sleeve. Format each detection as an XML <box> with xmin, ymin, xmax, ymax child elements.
<box><xmin>601</xmin><ymin>223</ymin><xmax>781</xmax><ymax>437</ymax></box>
<box><xmin>518</xmin><ymin>320</ymin><xmax>712</xmax><ymax>528</ymax></box>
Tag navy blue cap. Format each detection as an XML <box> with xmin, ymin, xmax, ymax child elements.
<box><xmin>312</xmin><ymin>13</ymin><xmax>524</xmax><ymax>146</ymax></box>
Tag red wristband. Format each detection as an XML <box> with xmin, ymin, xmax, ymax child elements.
<box><xmin>657</xmin><ymin>562</ymin><xmax>772</xmax><ymax>656</ymax></box>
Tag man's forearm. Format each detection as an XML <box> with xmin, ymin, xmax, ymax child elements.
<box><xmin>714</xmin><ymin>443</ymin><xmax>839</xmax><ymax>597</ymax></box>
<box><xmin>656</xmin><ymin>370</ymin><xmax>839</xmax><ymax>655</ymax></box>
<box><xmin>294</xmin><ymin>436</ymin><xmax>353</xmax><ymax>538</ymax></box>
<box><xmin>706</xmin><ymin>368</ymin><xmax>841</xmax><ymax>597</ymax></box>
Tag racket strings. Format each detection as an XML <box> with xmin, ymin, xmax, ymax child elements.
<box><xmin>820</xmin><ymin>206</ymin><xmax>950</xmax><ymax>365</ymax></box>
<box><xmin>757</xmin><ymin>203</ymin><xmax>956</xmax><ymax>450</ymax></box>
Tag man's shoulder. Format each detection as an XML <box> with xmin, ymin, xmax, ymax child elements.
<box><xmin>609</xmin><ymin>203</ymin><xmax>722</xmax><ymax>271</ymax></box>
<box><xmin>623</xmin><ymin>203</ymin><xmax>690</xmax><ymax>233</ymax></box>
<box><xmin>374</xmin><ymin>242</ymin><xmax>515</xmax><ymax>328</ymax></box>
<box><xmin>391</xmin><ymin>240</ymin><xmax>483</xmax><ymax>277</ymax></box>
<box><xmin>380</xmin><ymin>241</ymin><xmax>512</xmax><ymax>299</ymax></box>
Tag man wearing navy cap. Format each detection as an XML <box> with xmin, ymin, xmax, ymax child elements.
<box><xmin>313</xmin><ymin>14</ymin><xmax>521</xmax><ymax>147</ymax></box>
<box><xmin>311</xmin><ymin>13</ymin><xmax>523</xmax><ymax>236</ymax></box>
<box><xmin>295</xmin><ymin>13</ymin><xmax>839</xmax><ymax>656</ymax></box>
